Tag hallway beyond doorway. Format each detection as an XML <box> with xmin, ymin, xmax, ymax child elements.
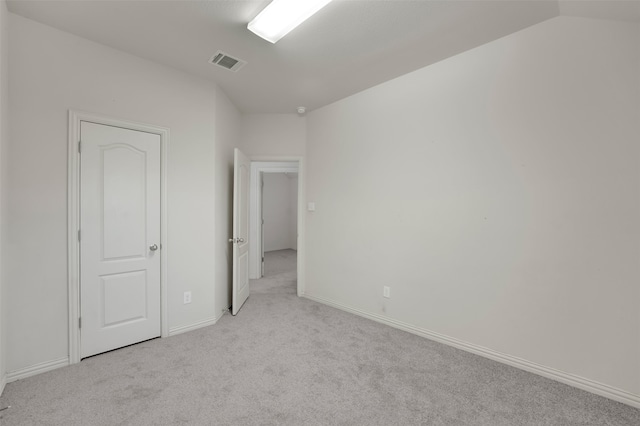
<box><xmin>251</xmin><ymin>249</ymin><xmax>296</xmax><ymax>295</ymax></box>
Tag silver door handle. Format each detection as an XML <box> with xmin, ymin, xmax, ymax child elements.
<box><xmin>238</xmin><ymin>238</ymin><xmax>245</xmax><ymax>243</ymax></box>
<box><xmin>150</xmin><ymin>244</ymin><xmax>158</xmax><ymax>251</ymax></box>
<box><xmin>228</xmin><ymin>238</ymin><xmax>245</xmax><ymax>243</ymax></box>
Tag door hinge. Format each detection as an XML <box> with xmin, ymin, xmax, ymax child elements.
<box><xmin>78</xmin><ymin>141</ymin><xmax>82</xmax><ymax>153</ymax></box>
<box><xmin>79</xmin><ymin>317</ymin><xmax>82</xmax><ymax>329</ymax></box>
<box><xmin>262</xmin><ymin>257</ymin><xmax>265</xmax><ymax>263</ymax></box>
<box><xmin>78</xmin><ymin>229</ymin><xmax>81</xmax><ymax>242</ymax></box>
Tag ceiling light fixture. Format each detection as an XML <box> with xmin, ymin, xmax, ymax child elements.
<box><xmin>248</xmin><ymin>0</ymin><xmax>333</xmax><ymax>44</ymax></box>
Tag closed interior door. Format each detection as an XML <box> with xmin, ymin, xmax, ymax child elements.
<box><xmin>80</xmin><ymin>121</ymin><xmax>161</xmax><ymax>358</ymax></box>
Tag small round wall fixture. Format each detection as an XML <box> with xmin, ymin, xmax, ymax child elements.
<box><xmin>297</xmin><ymin>106</ymin><xmax>306</xmax><ymax>115</ymax></box>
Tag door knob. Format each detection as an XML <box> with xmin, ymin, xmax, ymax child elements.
<box><xmin>149</xmin><ymin>244</ymin><xmax>158</xmax><ymax>251</ymax></box>
<box><xmin>238</xmin><ymin>238</ymin><xmax>245</xmax><ymax>243</ymax></box>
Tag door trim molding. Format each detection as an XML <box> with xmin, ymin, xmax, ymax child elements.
<box><xmin>249</xmin><ymin>162</ymin><xmax>299</xmax><ymax>279</ymax></box>
<box><xmin>67</xmin><ymin>110</ymin><xmax>169</xmax><ymax>364</ymax></box>
<box><xmin>249</xmin><ymin>156</ymin><xmax>305</xmax><ymax>297</ymax></box>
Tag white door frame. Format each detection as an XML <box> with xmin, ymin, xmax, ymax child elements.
<box><xmin>250</xmin><ymin>162</ymin><xmax>299</xmax><ymax>278</ymax></box>
<box><xmin>67</xmin><ymin>110</ymin><xmax>169</xmax><ymax>364</ymax></box>
<box><xmin>249</xmin><ymin>156</ymin><xmax>305</xmax><ymax>297</ymax></box>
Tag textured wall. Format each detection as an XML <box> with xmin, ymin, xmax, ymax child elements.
<box><xmin>0</xmin><ymin>0</ymin><xmax>10</xmax><ymax>394</ymax></box>
<box><xmin>306</xmin><ymin>16</ymin><xmax>640</xmax><ymax>397</ymax></box>
<box><xmin>6</xmin><ymin>14</ymin><xmax>234</xmax><ymax>372</ymax></box>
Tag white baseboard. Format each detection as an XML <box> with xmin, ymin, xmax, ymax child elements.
<box><xmin>6</xmin><ymin>357</ymin><xmax>69</xmax><ymax>383</ymax></box>
<box><xmin>0</xmin><ymin>372</ymin><xmax>6</xmax><ymax>396</ymax></box>
<box><xmin>168</xmin><ymin>312</ymin><xmax>224</xmax><ymax>337</ymax></box>
<box><xmin>303</xmin><ymin>293</ymin><xmax>640</xmax><ymax>409</ymax></box>
<box><xmin>3</xmin><ymin>315</ymin><xmax>226</xmax><ymax>385</ymax></box>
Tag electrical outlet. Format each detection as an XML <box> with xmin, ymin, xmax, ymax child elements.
<box><xmin>383</xmin><ymin>286</ymin><xmax>390</xmax><ymax>298</ymax></box>
<box><xmin>183</xmin><ymin>291</ymin><xmax>192</xmax><ymax>304</ymax></box>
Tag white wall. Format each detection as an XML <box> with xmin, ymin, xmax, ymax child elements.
<box><xmin>263</xmin><ymin>173</ymin><xmax>297</xmax><ymax>252</ymax></box>
<box><xmin>0</xmin><ymin>0</ymin><xmax>9</xmax><ymax>395</ymax></box>
<box><xmin>6</xmin><ymin>14</ymin><xmax>237</xmax><ymax>375</ymax></box>
<box><xmin>239</xmin><ymin>113</ymin><xmax>305</xmax><ymax>157</ymax></box>
<box><xmin>305</xmin><ymin>16</ymin><xmax>640</xmax><ymax>401</ymax></box>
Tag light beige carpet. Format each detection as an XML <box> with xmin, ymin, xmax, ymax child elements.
<box><xmin>1</xmin><ymin>249</ymin><xmax>638</xmax><ymax>425</ymax></box>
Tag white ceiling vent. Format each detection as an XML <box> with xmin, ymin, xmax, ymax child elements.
<box><xmin>209</xmin><ymin>51</ymin><xmax>247</xmax><ymax>72</ymax></box>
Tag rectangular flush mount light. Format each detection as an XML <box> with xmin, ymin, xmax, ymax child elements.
<box><xmin>248</xmin><ymin>0</ymin><xmax>333</xmax><ymax>44</ymax></box>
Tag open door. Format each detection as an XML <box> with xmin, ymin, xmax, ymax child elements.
<box><xmin>231</xmin><ymin>148</ymin><xmax>250</xmax><ymax>315</ymax></box>
<box><xmin>260</xmin><ymin>172</ymin><xmax>265</xmax><ymax>277</ymax></box>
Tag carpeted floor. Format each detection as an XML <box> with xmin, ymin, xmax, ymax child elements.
<box><xmin>1</xmin><ymin>249</ymin><xmax>639</xmax><ymax>425</ymax></box>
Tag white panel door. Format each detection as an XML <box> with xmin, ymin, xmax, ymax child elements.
<box><xmin>80</xmin><ymin>121</ymin><xmax>161</xmax><ymax>358</ymax></box>
<box><xmin>232</xmin><ymin>148</ymin><xmax>250</xmax><ymax>315</ymax></box>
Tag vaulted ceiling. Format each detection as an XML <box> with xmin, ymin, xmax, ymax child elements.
<box><xmin>7</xmin><ymin>0</ymin><xmax>640</xmax><ymax>113</ymax></box>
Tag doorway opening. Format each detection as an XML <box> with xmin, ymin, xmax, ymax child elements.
<box><xmin>249</xmin><ymin>161</ymin><xmax>302</xmax><ymax>296</ymax></box>
<box><xmin>260</xmin><ymin>172</ymin><xmax>298</xmax><ymax>291</ymax></box>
